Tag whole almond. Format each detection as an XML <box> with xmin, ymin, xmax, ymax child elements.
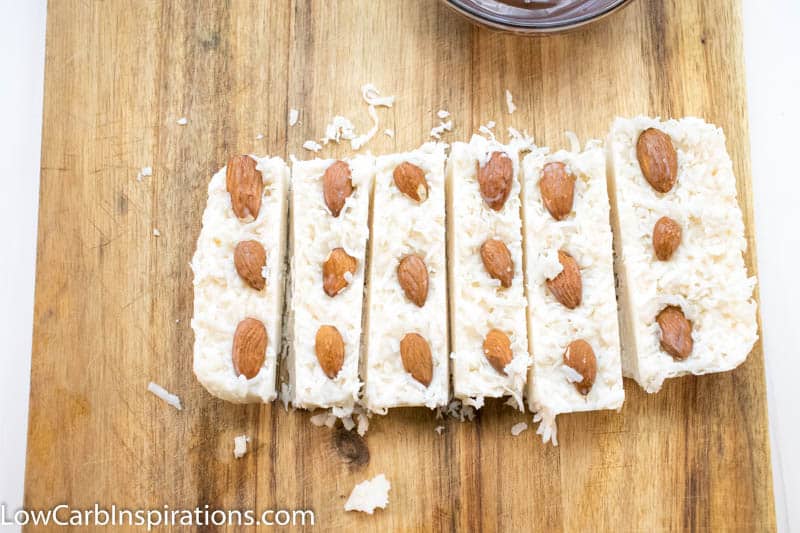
<box><xmin>400</xmin><ymin>333</ymin><xmax>433</xmax><ymax>386</ymax></box>
<box><xmin>480</xmin><ymin>238</ymin><xmax>514</xmax><ymax>288</ymax></box>
<box><xmin>232</xmin><ymin>318</ymin><xmax>267</xmax><ymax>379</ymax></box>
<box><xmin>563</xmin><ymin>339</ymin><xmax>597</xmax><ymax>395</ymax></box>
<box><xmin>393</xmin><ymin>162</ymin><xmax>429</xmax><ymax>202</ymax></box>
<box><xmin>397</xmin><ymin>254</ymin><xmax>429</xmax><ymax>307</ymax></box>
<box><xmin>226</xmin><ymin>155</ymin><xmax>263</xmax><ymax>219</ymax></box>
<box><xmin>234</xmin><ymin>240</ymin><xmax>266</xmax><ymax>290</ymax></box>
<box><xmin>636</xmin><ymin>128</ymin><xmax>678</xmax><ymax>193</ymax></box>
<box><xmin>477</xmin><ymin>151</ymin><xmax>513</xmax><ymax>211</ymax></box>
<box><xmin>323</xmin><ymin>160</ymin><xmax>353</xmax><ymax>217</ymax></box>
<box><xmin>315</xmin><ymin>325</ymin><xmax>345</xmax><ymax>379</ymax></box>
<box><xmin>652</xmin><ymin>216</ymin><xmax>682</xmax><ymax>261</ymax></box>
<box><xmin>546</xmin><ymin>250</ymin><xmax>582</xmax><ymax>309</ymax></box>
<box><xmin>323</xmin><ymin>247</ymin><xmax>357</xmax><ymax>297</ymax></box>
<box><xmin>483</xmin><ymin>329</ymin><xmax>513</xmax><ymax>375</ymax></box>
<box><xmin>539</xmin><ymin>161</ymin><xmax>576</xmax><ymax>221</ymax></box>
<box><xmin>656</xmin><ymin>306</ymin><xmax>693</xmax><ymax>360</ymax></box>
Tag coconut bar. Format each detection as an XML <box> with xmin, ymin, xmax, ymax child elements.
<box><xmin>192</xmin><ymin>155</ymin><xmax>289</xmax><ymax>403</ymax></box>
<box><xmin>606</xmin><ymin>116</ymin><xmax>758</xmax><ymax>393</ymax></box>
<box><xmin>363</xmin><ymin>143</ymin><xmax>449</xmax><ymax>412</ymax></box>
<box><xmin>521</xmin><ymin>141</ymin><xmax>624</xmax><ymax>443</ymax></box>
<box><xmin>288</xmin><ymin>156</ymin><xmax>373</xmax><ymax>415</ymax></box>
<box><xmin>446</xmin><ymin>134</ymin><xmax>530</xmax><ymax>409</ymax></box>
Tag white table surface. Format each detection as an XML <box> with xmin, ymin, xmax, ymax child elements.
<box><xmin>0</xmin><ymin>1</ymin><xmax>795</xmax><ymax>530</ymax></box>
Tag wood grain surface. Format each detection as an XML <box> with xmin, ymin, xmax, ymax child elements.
<box><xmin>26</xmin><ymin>0</ymin><xmax>775</xmax><ymax>531</ymax></box>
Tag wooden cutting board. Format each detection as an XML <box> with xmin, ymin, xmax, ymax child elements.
<box><xmin>26</xmin><ymin>0</ymin><xmax>775</xmax><ymax>530</ymax></box>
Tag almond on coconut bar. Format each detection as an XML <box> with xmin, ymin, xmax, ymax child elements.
<box><xmin>521</xmin><ymin>141</ymin><xmax>624</xmax><ymax>444</ymax></box>
<box><xmin>362</xmin><ymin>143</ymin><xmax>449</xmax><ymax>412</ymax></box>
<box><xmin>287</xmin><ymin>156</ymin><xmax>374</xmax><ymax>415</ymax></box>
<box><xmin>446</xmin><ymin>135</ymin><xmax>531</xmax><ymax>409</ymax></box>
<box><xmin>606</xmin><ymin>116</ymin><xmax>758</xmax><ymax>393</ymax></box>
<box><xmin>192</xmin><ymin>155</ymin><xmax>289</xmax><ymax>403</ymax></box>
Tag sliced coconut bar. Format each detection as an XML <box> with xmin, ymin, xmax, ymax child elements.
<box><xmin>606</xmin><ymin>116</ymin><xmax>758</xmax><ymax>393</ymax></box>
<box><xmin>288</xmin><ymin>156</ymin><xmax>373</xmax><ymax>415</ymax></box>
<box><xmin>192</xmin><ymin>155</ymin><xmax>289</xmax><ymax>403</ymax></box>
<box><xmin>521</xmin><ymin>141</ymin><xmax>624</xmax><ymax>443</ymax></box>
<box><xmin>446</xmin><ymin>134</ymin><xmax>531</xmax><ymax>409</ymax></box>
<box><xmin>363</xmin><ymin>143</ymin><xmax>449</xmax><ymax>412</ymax></box>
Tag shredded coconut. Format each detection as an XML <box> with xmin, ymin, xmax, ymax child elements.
<box><xmin>147</xmin><ymin>382</ymin><xmax>182</xmax><ymax>410</ymax></box>
<box><xmin>288</xmin><ymin>108</ymin><xmax>299</xmax><ymax>126</ymax></box>
<box><xmin>136</xmin><ymin>166</ymin><xmax>152</xmax><ymax>182</ymax></box>
<box><xmin>152</xmin><ymin>228</ymin><xmax>161</xmax><ymax>237</ymax></box>
<box><xmin>351</xmin><ymin>105</ymin><xmax>379</xmax><ymax>150</ymax></box>
<box><xmin>434</xmin><ymin>425</ymin><xmax>445</xmax><ymax>435</ymax></box>
<box><xmin>233</xmin><ymin>435</ymin><xmax>249</xmax><ymax>458</ymax></box>
<box><xmin>344</xmin><ymin>474</ymin><xmax>391</xmax><ymax>514</ymax></box>
<box><xmin>533</xmin><ymin>411</ymin><xmax>558</xmax><ymax>445</ymax></box>
<box><xmin>321</xmin><ymin>116</ymin><xmax>356</xmax><ymax>145</ymax></box>
<box><xmin>361</xmin><ymin>84</ymin><xmax>395</xmax><ymax>107</ymax></box>
<box><xmin>430</xmin><ymin>120</ymin><xmax>452</xmax><ymax>140</ymax></box>
<box><xmin>176</xmin><ymin>117</ymin><xmax>188</xmax><ymax>125</ymax></box>
<box><xmin>302</xmin><ymin>140</ymin><xmax>322</xmax><ymax>152</ymax></box>
<box><xmin>255</xmin><ymin>133</ymin><xmax>264</xmax><ymax>140</ymax></box>
<box><xmin>505</xmin><ymin>89</ymin><xmax>517</xmax><ymax>114</ymax></box>
<box><xmin>511</xmin><ymin>422</ymin><xmax>529</xmax><ymax>436</ymax></box>
<box><xmin>383</xmin><ymin>129</ymin><xmax>394</xmax><ymax>138</ymax></box>
<box><xmin>437</xmin><ymin>109</ymin><xmax>450</xmax><ymax>119</ymax></box>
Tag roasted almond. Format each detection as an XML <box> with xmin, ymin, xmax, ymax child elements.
<box><xmin>483</xmin><ymin>329</ymin><xmax>513</xmax><ymax>375</ymax></box>
<box><xmin>539</xmin><ymin>161</ymin><xmax>576</xmax><ymax>221</ymax></box>
<box><xmin>652</xmin><ymin>216</ymin><xmax>682</xmax><ymax>261</ymax></box>
<box><xmin>323</xmin><ymin>160</ymin><xmax>353</xmax><ymax>217</ymax></box>
<box><xmin>234</xmin><ymin>240</ymin><xmax>266</xmax><ymax>290</ymax></box>
<box><xmin>477</xmin><ymin>151</ymin><xmax>513</xmax><ymax>211</ymax></box>
<box><xmin>315</xmin><ymin>325</ymin><xmax>345</xmax><ymax>379</ymax></box>
<box><xmin>480</xmin><ymin>238</ymin><xmax>513</xmax><ymax>288</ymax></box>
<box><xmin>636</xmin><ymin>128</ymin><xmax>678</xmax><ymax>193</ymax></box>
<box><xmin>226</xmin><ymin>155</ymin><xmax>263</xmax><ymax>219</ymax></box>
<box><xmin>399</xmin><ymin>333</ymin><xmax>433</xmax><ymax>387</ymax></box>
<box><xmin>563</xmin><ymin>339</ymin><xmax>597</xmax><ymax>395</ymax></box>
<box><xmin>393</xmin><ymin>162</ymin><xmax>429</xmax><ymax>202</ymax></box>
<box><xmin>656</xmin><ymin>306</ymin><xmax>693</xmax><ymax>360</ymax></box>
<box><xmin>322</xmin><ymin>247</ymin><xmax>357</xmax><ymax>297</ymax></box>
<box><xmin>546</xmin><ymin>250</ymin><xmax>582</xmax><ymax>309</ymax></box>
<box><xmin>232</xmin><ymin>318</ymin><xmax>267</xmax><ymax>379</ymax></box>
<box><xmin>397</xmin><ymin>254</ymin><xmax>429</xmax><ymax>307</ymax></box>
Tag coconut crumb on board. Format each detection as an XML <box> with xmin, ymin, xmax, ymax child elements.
<box><xmin>351</xmin><ymin>105</ymin><xmax>379</xmax><ymax>150</ymax></box>
<box><xmin>176</xmin><ymin>117</ymin><xmax>188</xmax><ymax>125</ymax></box>
<box><xmin>147</xmin><ymin>382</ymin><xmax>182</xmax><ymax>410</ymax></box>
<box><xmin>288</xmin><ymin>108</ymin><xmax>300</xmax><ymax>126</ymax></box>
<box><xmin>434</xmin><ymin>425</ymin><xmax>445</xmax><ymax>435</ymax></box>
<box><xmin>152</xmin><ymin>228</ymin><xmax>161</xmax><ymax>237</ymax></box>
<box><xmin>505</xmin><ymin>89</ymin><xmax>516</xmax><ymax>114</ymax></box>
<box><xmin>344</xmin><ymin>474</ymin><xmax>391</xmax><ymax>514</ymax></box>
<box><xmin>321</xmin><ymin>116</ymin><xmax>357</xmax><ymax>145</ymax></box>
<box><xmin>302</xmin><ymin>140</ymin><xmax>322</xmax><ymax>153</ymax></box>
<box><xmin>437</xmin><ymin>109</ymin><xmax>450</xmax><ymax>119</ymax></box>
<box><xmin>383</xmin><ymin>128</ymin><xmax>394</xmax><ymax>138</ymax></box>
<box><xmin>233</xmin><ymin>435</ymin><xmax>250</xmax><ymax>458</ymax></box>
<box><xmin>136</xmin><ymin>166</ymin><xmax>152</xmax><ymax>182</ymax></box>
<box><xmin>430</xmin><ymin>120</ymin><xmax>452</xmax><ymax>140</ymax></box>
<box><xmin>533</xmin><ymin>411</ymin><xmax>558</xmax><ymax>446</ymax></box>
<box><xmin>511</xmin><ymin>422</ymin><xmax>529</xmax><ymax>436</ymax></box>
<box><xmin>361</xmin><ymin>84</ymin><xmax>395</xmax><ymax>107</ymax></box>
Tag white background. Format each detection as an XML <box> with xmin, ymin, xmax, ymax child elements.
<box><xmin>0</xmin><ymin>1</ymin><xmax>795</xmax><ymax>530</ymax></box>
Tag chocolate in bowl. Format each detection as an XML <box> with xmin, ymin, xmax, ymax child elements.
<box><xmin>442</xmin><ymin>0</ymin><xmax>634</xmax><ymax>34</ymax></box>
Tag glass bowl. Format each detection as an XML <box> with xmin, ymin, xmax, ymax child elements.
<box><xmin>441</xmin><ymin>0</ymin><xmax>635</xmax><ymax>34</ymax></box>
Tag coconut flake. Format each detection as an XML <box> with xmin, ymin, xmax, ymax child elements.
<box><xmin>233</xmin><ymin>435</ymin><xmax>250</xmax><ymax>458</ymax></box>
<box><xmin>351</xmin><ymin>105</ymin><xmax>379</xmax><ymax>150</ymax></box>
<box><xmin>147</xmin><ymin>382</ymin><xmax>182</xmax><ymax>410</ymax></box>
<box><xmin>533</xmin><ymin>411</ymin><xmax>558</xmax><ymax>445</ymax></box>
<box><xmin>430</xmin><ymin>120</ymin><xmax>452</xmax><ymax>140</ymax></box>
<box><xmin>152</xmin><ymin>228</ymin><xmax>161</xmax><ymax>237</ymax></box>
<box><xmin>511</xmin><ymin>422</ymin><xmax>528</xmax><ymax>436</ymax></box>
<box><xmin>136</xmin><ymin>166</ymin><xmax>152</xmax><ymax>182</ymax></box>
<box><xmin>505</xmin><ymin>89</ymin><xmax>516</xmax><ymax>114</ymax></box>
<box><xmin>176</xmin><ymin>117</ymin><xmax>188</xmax><ymax>125</ymax></box>
<box><xmin>344</xmin><ymin>474</ymin><xmax>391</xmax><ymax>514</ymax></box>
<box><xmin>437</xmin><ymin>109</ymin><xmax>450</xmax><ymax>119</ymax></box>
<box><xmin>361</xmin><ymin>84</ymin><xmax>395</xmax><ymax>107</ymax></box>
<box><xmin>434</xmin><ymin>425</ymin><xmax>445</xmax><ymax>435</ymax></box>
<box><xmin>288</xmin><ymin>108</ymin><xmax>299</xmax><ymax>126</ymax></box>
<box><xmin>255</xmin><ymin>133</ymin><xmax>264</xmax><ymax>140</ymax></box>
<box><xmin>302</xmin><ymin>140</ymin><xmax>322</xmax><ymax>152</ymax></box>
<box><xmin>321</xmin><ymin>116</ymin><xmax>356</xmax><ymax>145</ymax></box>
<box><xmin>383</xmin><ymin>128</ymin><xmax>394</xmax><ymax>138</ymax></box>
